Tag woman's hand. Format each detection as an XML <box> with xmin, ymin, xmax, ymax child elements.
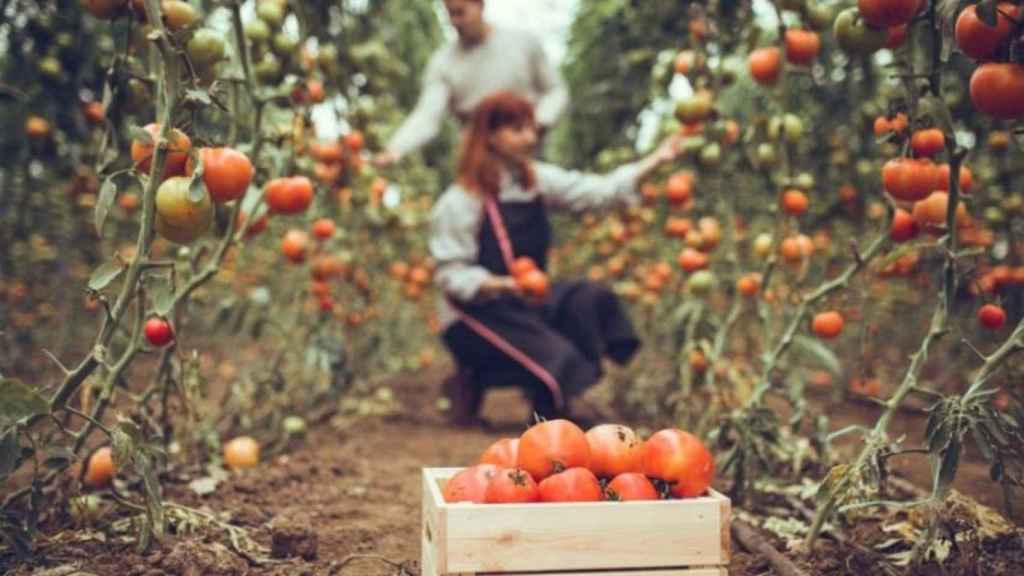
<box><xmin>651</xmin><ymin>132</ymin><xmax>684</xmax><ymax>165</ymax></box>
<box><xmin>478</xmin><ymin>275</ymin><xmax>522</xmax><ymax>298</ymax></box>
<box><xmin>634</xmin><ymin>132</ymin><xmax>685</xmax><ymax>181</ymax></box>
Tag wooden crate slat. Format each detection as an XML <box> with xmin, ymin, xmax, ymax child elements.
<box><xmin>422</xmin><ymin>468</ymin><xmax>730</xmax><ymax>576</ymax></box>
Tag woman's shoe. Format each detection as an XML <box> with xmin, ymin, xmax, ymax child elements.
<box><xmin>441</xmin><ymin>369</ymin><xmax>483</xmax><ymax>427</ymax></box>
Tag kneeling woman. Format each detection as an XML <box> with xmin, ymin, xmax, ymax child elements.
<box><xmin>431</xmin><ymin>91</ymin><xmax>682</xmax><ymax>426</ymax></box>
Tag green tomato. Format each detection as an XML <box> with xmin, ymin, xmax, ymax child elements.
<box><xmin>187</xmin><ymin>28</ymin><xmax>225</xmax><ymax>67</ymax></box>
<box><xmin>283</xmin><ymin>416</ymin><xmax>307</xmax><ymax>435</ymax></box>
<box><xmin>272</xmin><ymin>33</ymin><xmax>299</xmax><ymax>58</ymax></box>
<box><xmin>675</xmin><ymin>92</ymin><xmax>714</xmax><ymax>124</ymax></box>
<box><xmin>1001</xmin><ymin>193</ymin><xmax>1023</xmax><ymax>214</ymax></box>
<box><xmin>245</xmin><ymin>18</ymin><xmax>271</xmax><ymax>43</ymax></box>
<box><xmin>256</xmin><ymin>0</ymin><xmax>285</xmax><ymax>26</ymax></box>
<box><xmin>783</xmin><ymin>114</ymin><xmax>804</xmax><ymax>143</ymax></box>
<box><xmin>756</xmin><ymin>143</ymin><xmax>778</xmax><ymax>168</ymax></box>
<box><xmin>254</xmin><ymin>53</ymin><xmax>282</xmax><ymax>84</ymax></box>
<box><xmin>795</xmin><ymin>172</ymin><xmax>815</xmax><ymax>190</ymax></box>
<box><xmin>834</xmin><ymin>7</ymin><xmax>888</xmax><ymax>56</ymax></box>
<box><xmin>984</xmin><ymin>207</ymin><xmax>1006</xmax><ymax>224</ymax></box>
<box><xmin>805</xmin><ymin>1</ymin><xmax>835</xmax><ymax>30</ymax></box>
<box><xmin>699</xmin><ymin>143</ymin><xmax>722</xmax><ymax>167</ymax></box>
<box><xmin>38</xmin><ymin>55</ymin><xmax>63</xmax><ymax>79</ymax></box>
<box><xmin>687</xmin><ymin>270</ymin><xmax>716</xmax><ymax>296</ymax></box>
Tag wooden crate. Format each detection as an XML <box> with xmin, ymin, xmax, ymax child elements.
<box><xmin>421</xmin><ymin>467</ymin><xmax>730</xmax><ymax>576</ymax></box>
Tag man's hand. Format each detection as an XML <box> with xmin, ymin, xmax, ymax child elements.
<box><xmin>372</xmin><ymin>150</ymin><xmax>399</xmax><ymax>168</ymax></box>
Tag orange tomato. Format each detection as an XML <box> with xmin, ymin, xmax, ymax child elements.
<box><xmin>606</xmin><ymin>472</ymin><xmax>659</xmax><ymax>501</ymax></box>
<box><xmin>641</xmin><ymin>429</ymin><xmax>714</xmax><ymax>498</ymax></box>
<box><xmin>585</xmin><ymin>424</ymin><xmax>644</xmax><ymax>478</ymax></box>
<box><xmin>811</xmin><ymin>310</ymin><xmax>844</xmax><ymax>339</ymax></box>
<box><xmin>83</xmin><ymin>446</ymin><xmax>116</xmax><ymax>488</ymax></box>
<box><xmin>516</xmin><ymin>419</ymin><xmax>590</xmax><ymax>482</ymax></box>
<box><xmin>480</xmin><ymin>438</ymin><xmax>520</xmax><ymax>468</ymax></box>
<box><xmin>748</xmin><ymin>47</ymin><xmax>782</xmax><ymax>85</ymax></box>
<box><xmin>784</xmin><ymin>29</ymin><xmax>821</xmax><ymax>65</ymax></box>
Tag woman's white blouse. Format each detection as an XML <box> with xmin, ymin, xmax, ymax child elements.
<box><xmin>429</xmin><ymin>161</ymin><xmax>643</xmax><ymax>328</ymax></box>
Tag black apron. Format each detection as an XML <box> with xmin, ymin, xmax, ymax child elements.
<box><xmin>441</xmin><ymin>194</ymin><xmax>640</xmax><ymax>416</ymax></box>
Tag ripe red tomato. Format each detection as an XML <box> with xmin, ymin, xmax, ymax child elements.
<box><xmin>443</xmin><ymin>464</ymin><xmax>498</xmax><ymax>503</ymax></box>
<box><xmin>665</xmin><ymin>171</ymin><xmax>694</xmax><ymax>205</ymax></box>
<box><xmin>970</xmin><ymin>63</ymin><xmax>1024</xmax><ymax>120</ymax></box>
<box><xmin>641</xmin><ymin>429</ymin><xmax>715</xmax><ymax>498</ymax></box>
<box><xmin>748</xmin><ymin>47</ymin><xmax>782</xmax><ymax>85</ymax></box>
<box><xmin>480</xmin><ymin>438</ymin><xmax>519</xmax><ymax>468</ymax></box>
<box><xmin>186</xmin><ymin>147</ymin><xmax>253</xmax><ymax>203</ymax></box>
<box><xmin>485</xmin><ymin>468</ymin><xmax>540</xmax><ymax>503</ymax></box>
<box><xmin>517</xmin><ymin>419</ymin><xmax>590</xmax><ymax>481</ymax></box>
<box><xmin>144</xmin><ymin>317</ymin><xmax>174</xmax><ymax>347</ymax></box>
<box><xmin>889</xmin><ymin>209</ymin><xmax>919</xmax><ymax>243</ymax></box>
<box><xmin>265</xmin><ymin>176</ymin><xmax>314</xmax><ymax>214</ymax></box>
<box><xmin>784</xmin><ymin>29</ymin><xmax>821</xmax><ymax>65</ymax></box>
<box><xmin>955</xmin><ymin>3</ymin><xmax>1020</xmax><ymax>60</ymax></box>
<box><xmin>978</xmin><ymin>304</ymin><xmax>1006</xmax><ymax>330</ymax></box>
<box><xmin>311</xmin><ymin>218</ymin><xmax>336</xmax><ymax>240</ymax></box>
<box><xmin>538</xmin><ymin>467</ymin><xmax>603</xmax><ymax>502</ymax></box>
<box><xmin>585</xmin><ymin>424</ymin><xmax>644</xmax><ymax>478</ymax></box>
<box><xmin>510</xmin><ymin>256</ymin><xmax>537</xmax><ymax>278</ymax></box>
<box><xmin>812</xmin><ymin>311</ymin><xmax>845</xmax><ymax>339</ymax></box>
<box><xmin>910</xmin><ymin>128</ymin><xmax>945</xmax><ymax>157</ymax></box>
<box><xmin>605</xmin><ymin>473</ymin><xmax>659</xmax><ymax>501</ymax></box>
<box><xmin>858</xmin><ymin>0</ymin><xmax>921</xmax><ymax>28</ymax></box>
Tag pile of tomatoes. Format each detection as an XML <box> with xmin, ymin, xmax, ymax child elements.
<box><xmin>442</xmin><ymin>419</ymin><xmax>715</xmax><ymax>504</ymax></box>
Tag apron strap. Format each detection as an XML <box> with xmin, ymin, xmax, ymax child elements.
<box><xmin>483</xmin><ymin>195</ymin><xmax>517</xmax><ymax>273</ymax></box>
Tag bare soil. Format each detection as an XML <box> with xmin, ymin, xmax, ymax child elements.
<box><xmin>3</xmin><ymin>368</ymin><xmax>1022</xmax><ymax>576</ymax></box>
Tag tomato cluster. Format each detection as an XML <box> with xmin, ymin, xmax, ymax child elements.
<box><xmin>443</xmin><ymin>420</ymin><xmax>715</xmax><ymax>504</ymax></box>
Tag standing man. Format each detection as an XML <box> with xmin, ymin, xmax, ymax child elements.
<box><xmin>373</xmin><ymin>0</ymin><xmax>568</xmax><ymax>167</ymax></box>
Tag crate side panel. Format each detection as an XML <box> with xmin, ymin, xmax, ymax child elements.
<box><xmin>445</xmin><ymin>497</ymin><xmax>724</xmax><ymax>573</ymax></box>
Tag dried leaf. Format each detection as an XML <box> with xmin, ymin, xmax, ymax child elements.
<box><xmin>188</xmin><ymin>476</ymin><xmax>220</xmax><ymax>496</ymax></box>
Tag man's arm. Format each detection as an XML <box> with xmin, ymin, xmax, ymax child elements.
<box><xmin>530</xmin><ymin>35</ymin><xmax>568</xmax><ymax>130</ymax></box>
<box><xmin>380</xmin><ymin>51</ymin><xmax>451</xmax><ymax>163</ymax></box>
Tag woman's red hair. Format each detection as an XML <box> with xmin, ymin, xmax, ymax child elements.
<box><xmin>457</xmin><ymin>91</ymin><xmax>536</xmax><ymax>197</ymax></box>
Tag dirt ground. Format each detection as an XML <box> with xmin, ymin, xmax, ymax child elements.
<box><xmin>3</xmin><ymin>367</ymin><xmax>1022</xmax><ymax>576</ymax></box>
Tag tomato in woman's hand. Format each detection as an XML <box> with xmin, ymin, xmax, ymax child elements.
<box><xmin>485</xmin><ymin>468</ymin><xmax>540</xmax><ymax>503</ymax></box>
<box><xmin>605</xmin><ymin>472</ymin><xmax>659</xmax><ymax>501</ymax></box>
<box><xmin>642</xmin><ymin>428</ymin><xmax>715</xmax><ymax>498</ymax></box>
<box><xmin>538</xmin><ymin>467</ymin><xmax>603</xmax><ymax>502</ymax></box>
<box><xmin>517</xmin><ymin>419</ymin><xmax>590</xmax><ymax>481</ymax></box>
<box><xmin>480</xmin><ymin>438</ymin><xmax>519</xmax><ymax>468</ymax></box>
<box><xmin>585</xmin><ymin>424</ymin><xmax>643</xmax><ymax>478</ymax></box>
<box><xmin>443</xmin><ymin>464</ymin><xmax>499</xmax><ymax>503</ymax></box>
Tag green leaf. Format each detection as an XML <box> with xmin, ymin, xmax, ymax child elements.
<box><xmin>934</xmin><ymin>438</ymin><xmax>960</xmax><ymax>493</ymax></box>
<box><xmin>0</xmin><ymin>430</ymin><xmax>23</xmax><ymax>478</ymax></box>
<box><xmin>88</xmin><ymin>260</ymin><xmax>125</xmax><ymax>292</ymax></box>
<box><xmin>183</xmin><ymin>89</ymin><xmax>212</xmax><ymax>108</ymax></box>
<box><xmin>791</xmin><ymin>334</ymin><xmax>842</xmax><ymax>375</ymax></box>
<box><xmin>94</xmin><ymin>176</ymin><xmax>118</xmax><ymax>236</ymax></box>
<box><xmin>970</xmin><ymin>425</ymin><xmax>993</xmax><ymax>460</ymax></box>
<box><xmin>0</xmin><ymin>379</ymin><xmax>49</xmax><ymax>429</ymax></box>
<box><xmin>150</xmin><ymin>279</ymin><xmax>176</xmax><ymax>317</ymax></box>
<box><xmin>989</xmin><ymin>458</ymin><xmax>1004</xmax><ymax>482</ymax></box>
